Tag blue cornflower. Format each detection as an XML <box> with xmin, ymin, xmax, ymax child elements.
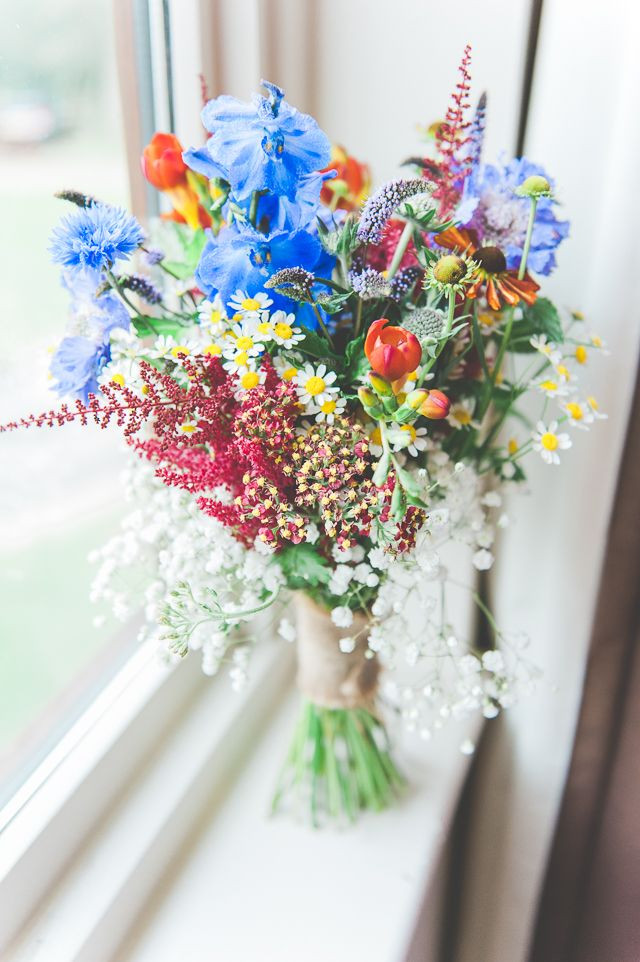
<box><xmin>184</xmin><ymin>80</ymin><xmax>330</xmax><ymax>200</ymax></box>
<box><xmin>49</xmin><ymin>336</ymin><xmax>111</xmax><ymax>402</ymax></box>
<box><xmin>456</xmin><ymin>157</ymin><xmax>569</xmax><ymax>275</ymax></box>
<box><xmin>195</xmin><ymin>222</ymin><xmax>333</xmax><ymax>312</ymax></box>
<box><xmin>50</xmin><ymin>203</ymin><xmax>144</xmax><ymax>274</ymax></box>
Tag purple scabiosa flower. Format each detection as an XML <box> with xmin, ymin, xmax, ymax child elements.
<box><xmin>50</xmin><ymin>203</ymin><xmax>144</xmax><ymax>274</ymax></box>
<box><xmin>49</xmin><ymin>336</ymin><xmax>111</xmax><ymax>402</ymax></box>
<box><xmin>356</xmin><ymin>178</ymin><xmax>430</xmax><ymax>244</ymax></box>
<box><xmin>348</xmin><ymin>267</ymin><xmax>391</xmax><ymax>300</ymax></box>
<box><xmin>184</xmin><ymin>80</ymin><xmax>330</xmax><ymax>201</ymax></box>
<box><xmin>456</xmin><ymin>157</ymin><xmax>569</xmax><ymax>275</ymax></box>
<box><xmin>195</xmin><ymin>222</ymin><xmax>333</xmax><ymax>312</ymax></box>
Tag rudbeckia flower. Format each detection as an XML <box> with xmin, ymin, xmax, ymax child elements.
<box><xmin>436</xmin><ymin>226</ymin><xmax>539</xmax><ymax>310</ymax></box>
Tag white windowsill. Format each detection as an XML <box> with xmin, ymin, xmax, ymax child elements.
<box><xmin>3</xmin><ymin>630</ymin><xmax>482</xmax><ymax>962</ymax></box>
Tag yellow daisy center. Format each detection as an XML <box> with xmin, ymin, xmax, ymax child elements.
<box><xmin>540</xmin><ymin>379</ymin><xmax>558</xmax><ymax>392</ymax></box>
<box><xmin>305</xmin><ymin>375</ymin><xmax>326</xmax><ymax>397</ymax></box>
<box><xmin>235</xmin><ymin>335</ymin><xmax>254</xmax><ymax>350</ymax></box>
<box><xmin>454</xmin><ymin>407</ymin><xmax>472</xmax><ymax>425</ymax></box>
<box><xmin>400</xmin><ymin>424</ymin><xmax>417</xmax><ymax>442</ymax></box>
<box><xmin>396</xmin><ymin>392</ymin><xmax>407</xmax><ymax>405</ymax></box>
<box><xmin>541</xmin><ymin>432</ymin><xmax>559</xmax><ymax>451</ymax></box>
<box><xmin>405</xmin><ymin>369</ymin><xmax>418</xmax><ymax>382</ymax></box>
<box><xmin>141</xmin><ymin>384</ymin><xmax>150</xmax><ymax>395</ymax></box>
<box><xmin>204</xmin><ymin>343</ymin><xmax>222</xmax><ymax>356</ymax></box>
<box><xmin>587</xmin><ymin>395</ymin><xmax>599</xmax><ymax>410</ymax></box>
<box><xmin>478</xmin><ymin>312</ymin><xmax>495</xmax><ymax>328</ymax></box>
<box><xmin>320</xmin><ymin>400</ymin><xmax>337</xmax><ymax>414</ymax></box>
<box><xmin>281</xmin><ymin>367</ymin><xmax>298</xmax><ymax>382</ymax></box>
<box><xmin>232</xmin><ymin>312</ymin><xmax>243</xmax><ymax>321</ymax></box>
<box><xmin>370</xmin><ymin>427</ymin><xmax>382</xmax><ymax>446</ymax></box>
<box><xmin>556</xmin><ymin>364</ymin><xmax>570</xmax><ymax>380</ymax></box>
<box><xmin>575</xmin><ymin>345</ymin><xmax>587</xmax><ymax>364</ymax></box>
<box><xmin>591</xmin><ymin>335</ymin><xmax>603</xmax><ymax>348</ymax></box>
<box><xmin>566</xmin><ymin>402</ymin><xmax>583</xmax><ymax>420</ymax></box>
<box><xmin>179</xmin><ymin>423</ymin><xmax>197</xmax><ymax>434</ymax></box>
<box><xmin>234</xmin><ymin>351</ymin><xmax>249</xmax><ymax>367</ymax></box>
<box><xmin>257</xmin><ymin>321</ymin><xmax>273</xmax><ymax>335</ymax></box>
<box><xmin>171</xmin><ymin>345</ymin><xmax>190</xmax><ymax>357</ymax></box>
<box><xmin>274</xmin><ymin>322</ymin><xmax>293</xmax><ymax>340</ymax></box>
<box><xmin>241</xmin><ymin>370</ymin><xmax>260</xmax><ymax>389</ymax></box>
<box><xmin>110</xmin><ymin>373</ymin><xmax>125</xmax><ymax>387</ymax></box>
<box><xmin>508</xmin><ymin>438</ymin><xmax>518</xmax><ymax>455</ymax></box>
<box><xmin>241</xmin><ymin>297</ymin><xmax>261</xmax><ymax>311</ymax></box>
<box><xmin>209</xmin><ymin>309</ymin><xmax>222</xmax><ymax>324</ymax></box>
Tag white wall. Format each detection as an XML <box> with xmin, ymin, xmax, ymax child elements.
<box><xmin>453</xmin><ymin>2</ymin><xmax>640</xmax><ymax>959</ymax></box>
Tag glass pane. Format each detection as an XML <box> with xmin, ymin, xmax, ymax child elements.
<box><xmin>0</xmin><ymin>0</ymin><xmax>135</xmax><ymax>803</ymax></box>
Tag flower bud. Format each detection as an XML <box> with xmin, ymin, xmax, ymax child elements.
<box><xmin>419</xmin><ymin>389</ymin><xmax>451</xmax><ymax>419</ymax></box>
<box><xmin>433</xmin><ymin>254</ymin><xmax>468</xmax><ymax>286</ymax></box>
<box><xmin>358</xmin><ymin>386</ymin><xmax>378</xmax><ymax>407</ymax></box>
<box><xmin>368</xmin><ymin>372</ymin><xmax>394</xmax><ymax>397</ymax></box>
<box><xmin>516</xmin><ymin>174</ymin><xmax>552</xmax><ymax>198</ymax></box>
<box><xmin>365</xmin><ymin>317</ymin><xmax>422</xmax><ymax>380</ymax></box>
<box><xmin>405</xmin><ymin>388</ymin><xmax>429</xmax><ymax>410</ymax></box>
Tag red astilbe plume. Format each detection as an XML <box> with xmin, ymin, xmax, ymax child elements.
<box><xmin>425</xmin><ymin>44</ymin><xmax>474</xmax><ymax>219</ymax></box>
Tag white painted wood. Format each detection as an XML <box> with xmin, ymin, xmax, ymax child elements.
<box><xmin>112</xmin><ymin>699</ymin><xmax>482</xmax><ymax>962</ymax></box>
<box><xmin>453</xmin><ymin>3</ymin><xmax>640</xmax><ymax>960</ymax></box>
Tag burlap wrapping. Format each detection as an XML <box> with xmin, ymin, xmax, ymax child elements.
<box><xmin>294</xmin><ymin>593</ymin><xmax>380</xmax><ymax>709</ymax></box>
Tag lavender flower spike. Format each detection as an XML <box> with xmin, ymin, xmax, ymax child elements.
<box><xmin>356</xmin><ymin>178</ymin><xmax>431</xmax><ymax>244</ymax></box>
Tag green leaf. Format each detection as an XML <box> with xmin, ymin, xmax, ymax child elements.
<box><xmin>277</xmin><ymin>543</ymin><xmax>331</xmax><ymax>589</ymax></box>
<box><xmin>510</xmin><ymin>297</ymin><xmax>564</xmax><ymax>352</ymax></box>
<box><xmin>297</xmin><ymin>325</ymin><xmax>341</xmax><ymax>363</ymax></box>
<box><xmin>131</xmin><ymin>315</ymin><xmax>188</xmax><ymax>338</ymax></box>
<box><xmin>316</xmin><ymin>291</ymin><xmax>352</xmax><ymax>315</ymax></box>
<box><xmin>344</xmin><ymin>333</ymin><xmax>370</xmax><ymax>381</ymax></box>
<box><xmin>162</xmin><ymin>224</ymin><xmax>206</xmax><ymax>279</ymax></box>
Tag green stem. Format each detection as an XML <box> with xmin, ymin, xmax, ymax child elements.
<box><xmin>518</xmin><ymin>197</ymin><xmax>538</xmax><ymax>281</ymax></box>
<box><xmin>354</xmin><ymin>297</ymin><xmax>363</xmax><ymax>337</ymax></box>
<box><xmin>309</xmin><ymin>300</ymin><xmax>335</xmax><ymax>350</ymax></box>
<box><xmin>418</xmin><ymin>287</ymin><xmax>456</xmax><ymax>386</ymax></box>
<box><xmin>387</xmin><ymin>220</ymin><xmax>414</xmax><ymax>280</ymax></box>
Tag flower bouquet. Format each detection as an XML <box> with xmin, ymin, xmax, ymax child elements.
<box><xmin>4</xmin><ymin>47</ymin><xmax>607</xmax><ymax>824</ymax></box>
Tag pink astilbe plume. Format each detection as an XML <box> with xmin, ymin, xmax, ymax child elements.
<box><xmin>426</xmin><ymin>44</ymin><xmax>474</xmax><ymax>218</ymax></box>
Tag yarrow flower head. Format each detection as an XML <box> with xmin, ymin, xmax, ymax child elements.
<box><xmin>49</xmin><ymin>203</ymin><xmax>144</xmax><ymax>274</ymax></box>
<box><xmin>348</xmin><ymin>268</ymin><xmax>391</xmax><ymax>300</ymax></box>
<box><xmin>184</xmin><ymin>80</ymin><xmax>331</xmax><ymax>201</ymax></box>
<box><xmin>456</xmin><ymin>157</ymin><xmax>569</xmax><ymax>275</ymax></box>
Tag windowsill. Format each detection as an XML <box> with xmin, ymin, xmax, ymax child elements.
<box><xmin>3</xmin><ymin>631</ymin><xmax>482</xmax><ymax>962</ymax></box>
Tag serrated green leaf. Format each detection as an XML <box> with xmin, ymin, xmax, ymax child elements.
<box><xmin>277</xmin><ymin>543</ymin><xmax>331</xmax><ymax>589</ymax></box>
<box><xmin>297</xmin><ymin>325</ymin><xmax>341</xmax><ymax>362</ymax></box>
<box><xmin>316</xmin><ymin>291</ymin><xmax>352</xmax><ymax>315</ymax></box>
<box><xmin>510</xmin><ymin>297</ymin><xmax>564</xmax><ymax>352</ymax></box>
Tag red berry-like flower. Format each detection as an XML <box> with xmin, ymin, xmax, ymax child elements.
<box><xmin>364</xmin><ymin>318</ymin><xmax>422</xmax><ymax>381</ymax></box>
<box><xmin>419</xmin><ymin>389</ymin><xmax>451</xmax><ymax>420</ymax></box>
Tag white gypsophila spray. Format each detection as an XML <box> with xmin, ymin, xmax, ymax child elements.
<box><xmin>89</xmin><ymin>460</ymin><xmax>285</xmax><ymax>685</ymax></box>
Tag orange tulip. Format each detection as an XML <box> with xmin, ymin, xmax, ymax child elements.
<box><xmin>141</xmin><ymin>132</ymin><xmax>212</xmax><ymax>230</ymax></box>
<box><xmin>364</xmin><ymin>318</ymin><xmax>422</xmax><ymax>382</ymax></box>
<box><xmin>419</xmin><ymin>389</ymin><xmax>451</xmax><ymax>420</ymax></box>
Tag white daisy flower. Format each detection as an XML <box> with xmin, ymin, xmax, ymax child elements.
<box><xmin>535</xmin><ymin>377</ymin><xmax>569</xmax><ymax>398</ymax></box>
<box><xmin>222</xmin><ymin>352</ymin><xmax>258</xmax><ymax>376</ymax></box>
<box><xmin>563</xmin><ymin>400</ymin><xmax>594</xmax><ymax>430</ymax></box>
<box><xmin>150</xmin><ymin>334</ymin><xmax>179</xmax><ymax>359</ymax></box>
<box><xmin>554</xmin><ymin>362</ymin><xmax>573</xmax><ymax>383</ymax></box>
<box><xmin>197</xmin><ymin>297</ymin><xmax>228</xmax><ymax>336</ymax></box>
<box><xmin>532</xmin><ymin>420</ymin><xmax>572</xmax><ymax>465</ymax></box>
<box><xmin>295</xmin><ymin>363</ymin><xmax>339</xmax><ymax>409</ymax></box>
<box><xmin>447</xmin><ymin>398</ymin><xmax>477</xmax><ymax>430</ymax></box>
<box><xmin>366</xmin><ymin>423</ymin><xmax>384</xmax><ymax>457</ymax></box>
<box><xmin>235</xmin><ymin>367</ymin><xmax>267</xmax><ymax>393</ymax></box>
<box><xmin>98</xmin><ymin>357</ymin><xmax>142</xmax><ymax>391</ymax></box>
<box><xmin>589</xmin><ymin>334</ymin><xmax>610</xmax><ymax>354</ymax></box>
<box><xmin>273</xmin><ymin>354</ymin><xmax>301</xmax><ymax>383</ymax></box>
<box><xmin>269</xmin><ymin>311</ymin><xmax>305</xmax><ymax>347</ymax></box>
<box><xmin>223</xmin><ymin>322</ymin><xmax>266</xmax><ymax>360</ymax></box>
<box><xmin>530</xmin><ymin>334</ymin><xmax>562</xmax><ymax>365</ymax></box>
<box><xmin>390</xmin><ymin>424</ymin><xmax>428</xmax><ymax>457</ymax></box>
<box><xmin>176</xmin><ymin>418</ymin><xmax>200</xmax><ymax>436</ymax></box>
<box><xmin>586</xmin><ymin>395</ymin><xmax>608</xmax><ymax>420</ymax></box>
<box><xmin>200</xmin><ymin>339</ymin><xmax>226</xmax><ymax>360</ymax></box>
<box><xmin>227</xmin><ymin>290</ymin><xmax>273</xmax><ymax>319</ymax></box>
<box><xmin>314</xmin><ymin>396</ymin><xmax>347</xmax><ymax>425</ymax></box>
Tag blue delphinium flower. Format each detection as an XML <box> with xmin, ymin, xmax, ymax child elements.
<box><xmin>195</xmin><ymin>222</ymin><xmax>333</xmax><ymax>312</ymax></box>
<box><xmin>456</xmin><ymin>157</ymin><xmax>569</xmax><ymax>275</ymax></box>
<box><xmin>50</xmin><ymin>203</ymin><xmax>144</xmax><ymax>274</ymax></box>
<box><xmin>184</xmin><ymin>80</ymin><xmax>330</xmax><ymax>201</ymax></box>
<box><xmin>50</xmin><ymin>336</ymin><xmax>111</xmax><ymax>403</ymax></box>
<box><xmin>62</xmin><ymin>267</ymin><xmax>130</xmax><ymax>338</ymax></box>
